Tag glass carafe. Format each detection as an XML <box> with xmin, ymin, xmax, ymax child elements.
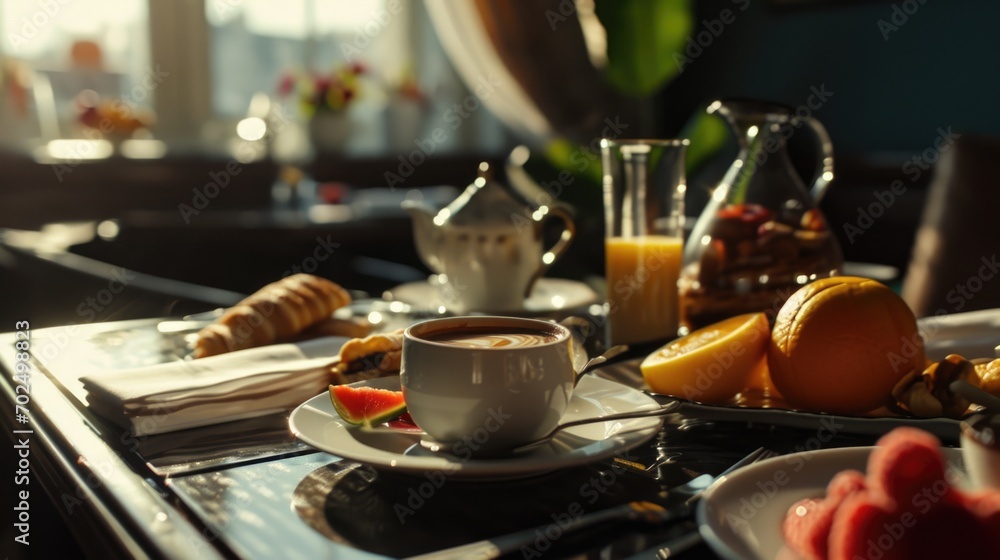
<box><xmin>678</xmin><ymin>99</ymin><xmax>843</xmax><ymax>333</ymax></box>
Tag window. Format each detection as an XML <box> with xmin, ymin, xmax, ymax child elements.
<box><xmin>1</xmin><ymin>0</ymin><xmax>150</xmax><ymax>141</ymax></box>
<box><xmin>0</xmin><ymin>0</ymin><xmax>507</xmax><ymax>157</ymax></box>
<box><xmin>206</xmin><ymin>0</ymin><xmax>388</xmax><ymax>118</ymax></box>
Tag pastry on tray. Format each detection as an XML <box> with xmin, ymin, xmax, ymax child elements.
<box><xmin>331</xmin><ymin>330</ymin><xmax>403</xmax><ymax>384</ymax></box>
<box><xmin>194</xmin><ymin>274</ymin><xmax>369</xmax><ymax>358</ymax></box>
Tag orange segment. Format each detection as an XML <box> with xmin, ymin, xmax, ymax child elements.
<box><xmin>640</xmin><ymin>312</ymin><xmax>770</xmax><ymax>403</ymax></box>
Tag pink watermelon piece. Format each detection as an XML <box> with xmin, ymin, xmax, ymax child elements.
<box><xmin>783</xmin><ymin>498</ymin><xmax>828</xmax><ymax>560</ymax></box>
<box><xmin>386</xmin><ymin>412</ymin><xmax>422</xmax><ymax>432</ymax></box>
<box><xmin>964</xmin><ymin>490</ymin><xmax>1000</xmax><ymax>531</ymax></box>
<box><xmin>329</xmin><ymin>385</ymin><xmax>407</xmax><ymax>427</ymax></box>
<box><xmin>867</xmin><ymin>427</ymin><xmax>946</xmax><ymax>506</ymax></box>
<box><xmin>828</xmin><ymin>470</ymin><xmax>867</xmax><ymax>500</ymax></box>
<box><xmin>787</xmin><ymin>427</ymin><xmax>1000</xmax><ymax>560</ymax></box>
<box><xmin>784</xmin><ymin>471</ymin><xmax>867</xmax><ymax>560</ymax></box>
<box><xmin>828</xmin><ymin>493</ymin><xmax>907</xmax><ymax>560</ymax></box>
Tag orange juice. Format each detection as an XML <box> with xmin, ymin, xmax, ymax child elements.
<box><xmin>605</xmin><ymin>236</ymin><xmax>683</xmax><ymax>345</ymax></box>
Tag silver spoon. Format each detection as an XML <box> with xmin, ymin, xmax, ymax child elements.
<box><xmin>574</xmin><ymin>344</ymin><xmax>628</xmax><ymax>387</ymax></box>
<box><xmin>419</xmin><ymin>400</ymin><xmax>681</xmax><ymax>456</ymax></box>
<box><xmin>951</xmin><ymin>380</ymin><xmax>1000</xmax><ymax>412</ymax></box>
<box><xmin>507</xmin><ymin>399</ymin><xmax>681</xmax><ymax>454</ymax></box>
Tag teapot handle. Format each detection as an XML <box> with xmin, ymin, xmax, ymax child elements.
<box><xmin>805</xmin><ymin>117</ymin><xmax>835</xmax><ymax>205</ymax></box>
<box><xmin>525</xmin><ymin>206</ymin><xmax>576</xmax><ymax>298</ymax></box>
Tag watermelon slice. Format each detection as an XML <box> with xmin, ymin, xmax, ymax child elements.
<box><xmin>867</xmin><ymin>427</ymin><xmax>946</xmax><ymax>506</ymax></box>
<box><xmin>329</xmin><ymin>384</ymin><xmax>407</xmax><ymax>427</ymax></box>
<box><xmin>828</xmin><ymin>493</ymin><xmax>906</xmax><ymax>560</ymax></box>
<box><xmin>386</xmin><ymin>412</ymin><xmax>422</xmax><ymax>432</ymax></box>
<box><xmin>784</xmin><ymin>470</ymin><xmax>867</xmax><ymax>560</ymax></box>
<box><xmin>785</xmin><ymin>427</ymin><xmax>1000</xmax><ymax>560</ymax></box>
<box><xmin>783</xmin><ymin>498</ymin><xmax>828</xmax><ymax>560</ymax></box>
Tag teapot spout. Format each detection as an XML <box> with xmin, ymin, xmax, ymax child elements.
<box><xmin>402</xmin><ymin>200</ymin><xmax>444</xmax><ymax>274</ymax></box>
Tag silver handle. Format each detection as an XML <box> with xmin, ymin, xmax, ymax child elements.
<box><xmin>805</xmin><ymin>117</ymin><xmax>835</xmax><ymax>205</ymax></box>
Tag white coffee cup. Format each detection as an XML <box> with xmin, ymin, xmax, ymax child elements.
<box><xmin>961</xmin><ymin>413</ymin><xmax>1000</xmax><ymax>490</ymax></box>
<box><xmin>400</xmin><ymin>316</ymin><xmax>575</xmax><ymax>457</ymax></box>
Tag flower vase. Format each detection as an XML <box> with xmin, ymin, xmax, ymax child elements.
<box><xmin>308</xmin><ymin>112</ymin><xmax>352</xmax><ymax>153</ymax></box>
<box><xmin>385</xmin><ymin>96</ymin><xmax>424</xmax><ymax>153</ymax></box>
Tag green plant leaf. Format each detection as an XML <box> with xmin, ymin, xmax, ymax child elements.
<box><xmin>596</xmin><ymin>0</ymin><xmax>693</xmax><ymax>97</ymax></box>
<box><xmin>680</xmin><ymin>112</ymin><xmax>728</xmax><ymax>176</ymax></box>
<box><xmin>545</xmin><ymin>138</ymin><xmax>603</xmax><ymax>188</ymax></box>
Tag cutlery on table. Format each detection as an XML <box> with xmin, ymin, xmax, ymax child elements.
<box><xmin>406</xmin><ymin>446</ymin><xmax>778</xmax><ymax>560</ymax></box>
<box><xmin>621</xmin><ymin>521</ymin><xmax>705</xmax><ymax>560</ymax></box>
<box><xmin>951</xmin><ymin>379</ymin><xmax>1000</xmax><ymax>412</ymax></box>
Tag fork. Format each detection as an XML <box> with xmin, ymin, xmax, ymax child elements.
<box><xmin>406</xmin><ymin>446</ymin><xmax>778</xmax><ymax>560</ymax></box>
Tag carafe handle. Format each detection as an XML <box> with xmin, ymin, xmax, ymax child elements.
<box><xmin>525</xmin><ymin>206</ymin><xmax>576</xmax><ymax>298</ymax></box>
<box><xmin>805</xmin><ymin>117</ymin><xmax>835</xmax><ymax>204</ymax></box>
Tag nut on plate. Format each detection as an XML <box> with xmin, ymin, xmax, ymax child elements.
<box><xmin>893</xmin><ymin>354</ymin><xmax>979</xmax><ymax>418</ymax></box>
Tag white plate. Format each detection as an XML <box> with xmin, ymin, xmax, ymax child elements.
<box><xmin>384</xmin><ymin>277</ymin><xmax>599</xmax><ymax>316</ymax></box>
<box><xmin>921</xmin><ymin>308</ymin><xmax>1000</xmax><ymax>360</ymax></box>
<box><xmin>289</xmin><ymin>375</ymin><xmax>663</xmax><ymax>479</ymax></box>
<box><xmin>697</xmin><ymin>447</ymin><xmax>967</xmax><ymax>560</ymax></box>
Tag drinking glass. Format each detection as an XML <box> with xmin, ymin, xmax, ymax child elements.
<box><xmin>601</xmin><ymin>139</ymin><xmax>688</xmax><ymax>346</ymax></box>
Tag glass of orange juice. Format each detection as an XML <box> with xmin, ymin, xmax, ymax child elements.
<box><xmin>601</xmin><ymin>139</ymin><xmax>688</xmax><ymax>346</ymax></box>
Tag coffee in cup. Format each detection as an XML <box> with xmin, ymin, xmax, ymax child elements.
<box><xmin>400</xmin><ymin>316</ymin><xmax>575</xmax><ymax>457</ymax></box>
<box><xmin>418</xmin><ymin>326</ymin><xmax>561</xmax><ymax>348</ymax></box>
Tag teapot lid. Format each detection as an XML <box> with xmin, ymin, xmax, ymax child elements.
<box><xmin>708</xmin><ymin>98</ymin><xmax>796</xmax><ymax>121</ymax></box>
<box><xmin>442</xmin><ymin>161</ymin><xmax>535</xmax><ymax>226</ymax></box>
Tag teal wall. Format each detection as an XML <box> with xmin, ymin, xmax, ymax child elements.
<box><xmin>663</xmin><ymin>1</ymin><xmax>998</xmax><ymax>154</ymax></box>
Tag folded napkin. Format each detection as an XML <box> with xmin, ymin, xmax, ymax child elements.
<box><xmin>81</xmin><ymin>336</ymin><xmax>349</xmax><ymax>436</ymax></box>
<box><xmin>919</xmin><ymin>308</ymin><xmax>1000</xmax><ymax>359</ymax></box>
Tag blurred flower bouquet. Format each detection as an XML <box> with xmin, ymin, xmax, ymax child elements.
<box><xmin>278</xmin><ymin>62</ymin><xmax>366</xmax><ymax>117</ymax></box>
<box><xmin>278</xmin><ymin>63</ymin><xmax>366</xmax><ymax>152</ymax></box>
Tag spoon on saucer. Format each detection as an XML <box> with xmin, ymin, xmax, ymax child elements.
<box><xmin>418</xmin><ymin>400</ymin><xmax>681</xmax><ymax>457</ymax></box>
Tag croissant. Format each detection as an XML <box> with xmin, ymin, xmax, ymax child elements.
<box><xmin>194</xmin><ymin>274</ymin><xmax>353</xmax><ymax>358</ymax></box>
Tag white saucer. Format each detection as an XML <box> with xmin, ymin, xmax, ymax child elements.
<box><xmin>383</xmin><ymin>277</ymin><xmax>599</xmax><ymax>316</ymax></box>
<box><xmin>697</xmin><ymin>446</ymin><xmax>967</xmax><ymax>560</ymax></box>
<box><xmin>289</xmin><ymin>375</ymin><xmax>663</xmax><ymax>479</ymax></box>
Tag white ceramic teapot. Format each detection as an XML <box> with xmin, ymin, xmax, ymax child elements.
<box><xmin>403</xmin><ymin>156</ymin><xmax>575</xmax><ymax>312</ymax></box>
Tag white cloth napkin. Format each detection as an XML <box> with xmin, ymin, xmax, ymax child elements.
<box><xmin>81</xmin><ymin>337</ymin><xmax>348</xmax><ymax>436</ymax></box>
<box><xmin>919</xmin><ymin>309</ymin><xmax>1000</xmax><ymax>360</ymax></box>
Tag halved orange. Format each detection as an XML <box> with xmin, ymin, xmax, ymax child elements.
<box><xmin>641</xmin><ymin>313</ymin><xmax>770</xmax><ymax>403</ymax></box>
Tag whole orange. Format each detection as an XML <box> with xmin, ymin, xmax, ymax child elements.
<box><xmin>768</xmin><ymin>276</ymin><xmax>925</xmax><ymax>414</ymax></box>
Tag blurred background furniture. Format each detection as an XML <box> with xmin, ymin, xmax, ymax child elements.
<box><xmin>903</xmin><ymin>134</ymin><xmax>1000</xmax><ymax>317</ymax></box>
